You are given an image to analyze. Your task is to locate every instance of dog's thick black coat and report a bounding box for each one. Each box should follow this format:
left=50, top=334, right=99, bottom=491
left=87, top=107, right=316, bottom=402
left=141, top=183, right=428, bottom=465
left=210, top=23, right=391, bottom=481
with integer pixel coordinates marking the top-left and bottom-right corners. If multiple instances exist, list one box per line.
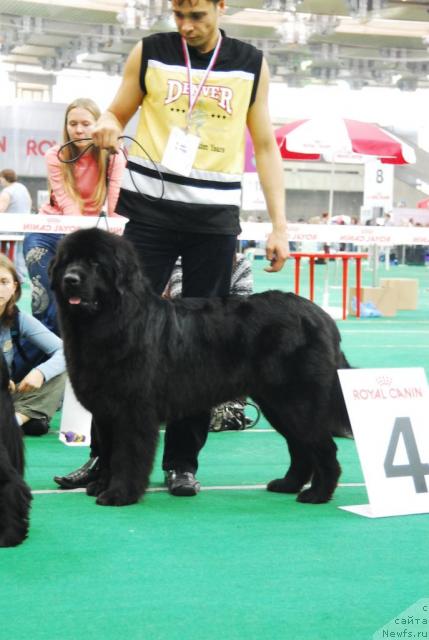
left=0, top=354, right=32, bottom=546
left=51, top=228, right=351, bottom=507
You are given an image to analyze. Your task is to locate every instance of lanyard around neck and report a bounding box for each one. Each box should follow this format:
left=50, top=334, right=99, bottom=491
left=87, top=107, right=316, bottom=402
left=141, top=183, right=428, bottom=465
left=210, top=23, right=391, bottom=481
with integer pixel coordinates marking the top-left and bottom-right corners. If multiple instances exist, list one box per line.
left=181, top=33, right=222, bottom=119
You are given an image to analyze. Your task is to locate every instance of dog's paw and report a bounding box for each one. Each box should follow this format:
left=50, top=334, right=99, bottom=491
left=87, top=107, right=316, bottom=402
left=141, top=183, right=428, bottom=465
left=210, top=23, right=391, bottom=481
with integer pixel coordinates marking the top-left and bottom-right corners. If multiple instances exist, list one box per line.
left=95, top=487, right=139, bottom=507
left=266, top=476, right=303, bottom=494
left=86, top=479, right=107, bottom=497
left=296, top=488, right=331, bottom=504
left=0, top=528, right=28, bottom=547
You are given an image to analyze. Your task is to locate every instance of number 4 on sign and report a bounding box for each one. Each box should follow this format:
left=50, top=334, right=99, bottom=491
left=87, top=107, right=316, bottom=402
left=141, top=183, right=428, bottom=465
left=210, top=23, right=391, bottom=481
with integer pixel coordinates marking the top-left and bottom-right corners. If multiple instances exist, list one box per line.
left=338, top=368, right=429, bottom=518
left=384, top=418, right=429, bottom=494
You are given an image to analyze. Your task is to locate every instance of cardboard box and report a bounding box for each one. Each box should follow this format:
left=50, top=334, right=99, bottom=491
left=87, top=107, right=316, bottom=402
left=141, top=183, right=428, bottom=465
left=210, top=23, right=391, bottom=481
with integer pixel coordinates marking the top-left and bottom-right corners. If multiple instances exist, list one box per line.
left=380, top=278, right=418, bottom=310
left=348, top=286, right=397, bottom=317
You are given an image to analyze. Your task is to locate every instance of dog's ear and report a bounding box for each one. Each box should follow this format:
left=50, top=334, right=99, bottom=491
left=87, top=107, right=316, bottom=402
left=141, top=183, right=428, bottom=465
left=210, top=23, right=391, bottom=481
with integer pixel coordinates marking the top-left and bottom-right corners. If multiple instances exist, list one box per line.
left=48, top=252, right=61, bottom=291
left=112, top=244, right=145, bottom=300
left=112, top=251, right=127, bottom=297
left=112, top=245, right=135, bottom=297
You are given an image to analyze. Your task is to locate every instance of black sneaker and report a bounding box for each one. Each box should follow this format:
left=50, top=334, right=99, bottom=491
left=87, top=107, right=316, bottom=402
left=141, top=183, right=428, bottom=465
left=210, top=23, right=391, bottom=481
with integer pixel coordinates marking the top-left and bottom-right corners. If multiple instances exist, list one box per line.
left=22, top=417, right=49, bottom=436
left=165, top=470, right=200, bottom=497
left=54, top=456, right=100, bottom=490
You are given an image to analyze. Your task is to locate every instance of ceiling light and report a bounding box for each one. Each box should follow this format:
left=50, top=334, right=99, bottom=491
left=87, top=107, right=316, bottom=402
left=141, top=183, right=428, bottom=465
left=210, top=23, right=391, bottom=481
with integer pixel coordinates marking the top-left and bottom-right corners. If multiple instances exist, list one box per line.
left=277, top=13, right=311, bottom=45
left=276, top=12, right=339, bottom=46
left=76, top=52, right=89, bottom=65
left=263, top=0, right=303, bottom=10
left=117, top=0, right=169, bottom=30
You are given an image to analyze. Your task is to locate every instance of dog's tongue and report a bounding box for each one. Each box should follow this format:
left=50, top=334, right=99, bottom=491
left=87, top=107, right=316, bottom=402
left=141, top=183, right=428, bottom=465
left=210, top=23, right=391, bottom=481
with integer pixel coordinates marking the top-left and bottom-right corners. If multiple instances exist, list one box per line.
left=68, top=297, right=81, bottom=305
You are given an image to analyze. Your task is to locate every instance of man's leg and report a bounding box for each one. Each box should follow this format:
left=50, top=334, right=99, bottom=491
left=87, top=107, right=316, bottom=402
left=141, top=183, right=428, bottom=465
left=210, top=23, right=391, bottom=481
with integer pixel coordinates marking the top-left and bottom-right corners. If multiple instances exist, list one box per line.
left=162, top=232, right=236, bottom=495
left=53, top=417, right=101, bottom=489
left=123, top=221, right=181, bottom=294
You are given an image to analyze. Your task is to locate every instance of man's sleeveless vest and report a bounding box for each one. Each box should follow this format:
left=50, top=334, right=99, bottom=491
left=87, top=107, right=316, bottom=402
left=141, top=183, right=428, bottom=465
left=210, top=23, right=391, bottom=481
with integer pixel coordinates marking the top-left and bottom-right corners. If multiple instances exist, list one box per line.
left=116, top=31, right=262, bottom=235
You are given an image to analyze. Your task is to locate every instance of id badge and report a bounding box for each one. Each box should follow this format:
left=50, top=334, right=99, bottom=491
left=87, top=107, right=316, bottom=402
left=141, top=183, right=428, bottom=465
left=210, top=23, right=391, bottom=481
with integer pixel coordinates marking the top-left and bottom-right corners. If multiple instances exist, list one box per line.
left=161, top=127, right=200, bottom=177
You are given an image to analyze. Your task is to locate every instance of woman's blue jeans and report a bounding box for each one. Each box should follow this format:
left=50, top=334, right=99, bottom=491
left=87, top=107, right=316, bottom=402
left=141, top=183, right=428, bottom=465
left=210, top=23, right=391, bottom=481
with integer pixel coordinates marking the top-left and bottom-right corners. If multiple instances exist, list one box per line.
left=23, top=233, right=63, bottom=336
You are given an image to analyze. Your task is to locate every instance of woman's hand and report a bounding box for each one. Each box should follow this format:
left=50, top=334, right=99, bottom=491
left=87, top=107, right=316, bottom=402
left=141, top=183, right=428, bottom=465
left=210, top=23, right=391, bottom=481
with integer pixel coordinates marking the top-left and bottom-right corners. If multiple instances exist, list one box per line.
left=16, top=369, right=45, bottom=393
left=8, top=379, right=16, bottom=393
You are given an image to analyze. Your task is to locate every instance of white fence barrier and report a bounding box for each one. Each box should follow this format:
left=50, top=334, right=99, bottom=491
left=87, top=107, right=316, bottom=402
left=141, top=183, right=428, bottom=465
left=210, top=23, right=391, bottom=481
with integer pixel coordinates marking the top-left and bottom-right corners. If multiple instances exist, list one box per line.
left=0, top=214, right=428, bottom=246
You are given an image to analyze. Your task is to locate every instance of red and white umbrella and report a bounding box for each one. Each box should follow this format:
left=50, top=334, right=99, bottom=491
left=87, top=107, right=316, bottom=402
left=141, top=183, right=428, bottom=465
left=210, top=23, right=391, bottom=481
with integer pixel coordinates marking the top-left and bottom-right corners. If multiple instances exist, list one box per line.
left=274, top=117, right=416, bottom=217
left=417, top=197, right=429, bottom=209
left=275, top=118, right=416, bottom=165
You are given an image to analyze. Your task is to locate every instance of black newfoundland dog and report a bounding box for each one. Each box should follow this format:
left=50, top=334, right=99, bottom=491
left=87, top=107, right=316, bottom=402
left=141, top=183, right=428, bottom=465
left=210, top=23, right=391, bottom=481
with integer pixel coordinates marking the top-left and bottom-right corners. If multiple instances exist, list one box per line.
left=0, top=354, right=32, bottom=546
left=50, top=228, right=351, bottom=508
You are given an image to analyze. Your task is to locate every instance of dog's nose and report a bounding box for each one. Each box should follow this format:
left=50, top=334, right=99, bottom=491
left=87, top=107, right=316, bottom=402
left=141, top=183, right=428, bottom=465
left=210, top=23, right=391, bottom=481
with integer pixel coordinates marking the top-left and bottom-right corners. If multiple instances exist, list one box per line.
left=64, top=272, right=82, bottom=287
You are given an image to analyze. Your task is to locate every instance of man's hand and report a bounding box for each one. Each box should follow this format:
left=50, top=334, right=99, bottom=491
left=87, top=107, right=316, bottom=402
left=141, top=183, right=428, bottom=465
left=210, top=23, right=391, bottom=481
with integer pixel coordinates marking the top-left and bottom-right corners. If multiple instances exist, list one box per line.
left=91, top=42, right=144, bottom=154
left=91, top=112, right=123, bottom=153
left=16, top=369, right=45, bottom=393
left=264, top=229, right=290, bottom=272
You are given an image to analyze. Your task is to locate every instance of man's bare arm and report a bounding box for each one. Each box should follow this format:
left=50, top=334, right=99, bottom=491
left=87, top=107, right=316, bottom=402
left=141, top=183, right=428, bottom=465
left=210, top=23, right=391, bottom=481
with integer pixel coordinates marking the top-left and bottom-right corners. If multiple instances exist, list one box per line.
left=247, top=59, right=289, bottom=272
left=91, top=41, right=145, bottom=152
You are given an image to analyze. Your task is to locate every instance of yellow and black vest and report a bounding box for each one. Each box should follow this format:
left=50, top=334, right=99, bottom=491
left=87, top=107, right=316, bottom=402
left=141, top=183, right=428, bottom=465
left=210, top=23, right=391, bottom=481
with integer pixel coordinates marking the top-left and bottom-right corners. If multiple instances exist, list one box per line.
left=117, top=31, right=262, bottom=234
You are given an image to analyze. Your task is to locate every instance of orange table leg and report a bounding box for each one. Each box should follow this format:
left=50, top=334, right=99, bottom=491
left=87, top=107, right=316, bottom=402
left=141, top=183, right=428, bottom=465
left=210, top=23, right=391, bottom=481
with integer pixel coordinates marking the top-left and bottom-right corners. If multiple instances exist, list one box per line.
left=355, top=256, right=362, bottom=319
left=294, top=256, right=301, bottom=295
left=7, top=241, right=15, bottom=262
left=309, top=256, right=315, bottom=301
left=341, top=257, right=349, bottom=320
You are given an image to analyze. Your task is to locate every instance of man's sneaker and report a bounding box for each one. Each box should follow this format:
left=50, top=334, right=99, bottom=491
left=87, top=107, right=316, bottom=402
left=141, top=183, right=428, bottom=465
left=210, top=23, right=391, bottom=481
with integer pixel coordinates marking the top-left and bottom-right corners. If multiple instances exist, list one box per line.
left=22, top=417, right=49, bottom=436
left=54, top=456, right=100, bottom=490
left=165, top=470, right=200, bottom=497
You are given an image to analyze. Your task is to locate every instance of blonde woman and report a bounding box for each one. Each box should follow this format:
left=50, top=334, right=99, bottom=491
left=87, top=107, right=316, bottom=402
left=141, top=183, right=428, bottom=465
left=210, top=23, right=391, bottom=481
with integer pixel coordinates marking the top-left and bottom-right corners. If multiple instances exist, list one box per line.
left=24, top=97, right=126, bottom=335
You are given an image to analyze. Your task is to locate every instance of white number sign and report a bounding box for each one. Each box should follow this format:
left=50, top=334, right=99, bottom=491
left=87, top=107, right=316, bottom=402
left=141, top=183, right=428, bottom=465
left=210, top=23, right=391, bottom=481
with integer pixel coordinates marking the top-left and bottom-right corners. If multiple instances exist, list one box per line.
left=338, top=368, right=429, bottom=518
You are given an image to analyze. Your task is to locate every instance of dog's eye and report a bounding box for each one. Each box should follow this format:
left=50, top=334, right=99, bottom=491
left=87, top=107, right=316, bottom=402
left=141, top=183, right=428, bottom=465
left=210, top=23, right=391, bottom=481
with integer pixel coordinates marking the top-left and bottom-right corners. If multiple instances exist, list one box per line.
left=89, top=260, right=100, bottom=268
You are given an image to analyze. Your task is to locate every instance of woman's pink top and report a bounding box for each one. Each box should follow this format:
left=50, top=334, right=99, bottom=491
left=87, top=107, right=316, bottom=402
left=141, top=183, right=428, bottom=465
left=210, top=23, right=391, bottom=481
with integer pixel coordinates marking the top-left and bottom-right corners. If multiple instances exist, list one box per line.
left=39, top=144, right=126, bottom=216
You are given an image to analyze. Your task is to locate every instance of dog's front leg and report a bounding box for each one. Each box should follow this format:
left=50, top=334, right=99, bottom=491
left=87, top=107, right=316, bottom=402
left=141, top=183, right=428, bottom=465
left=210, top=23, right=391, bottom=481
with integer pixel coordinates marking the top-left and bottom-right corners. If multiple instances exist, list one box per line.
left=95, top=409, right=160, bottom=507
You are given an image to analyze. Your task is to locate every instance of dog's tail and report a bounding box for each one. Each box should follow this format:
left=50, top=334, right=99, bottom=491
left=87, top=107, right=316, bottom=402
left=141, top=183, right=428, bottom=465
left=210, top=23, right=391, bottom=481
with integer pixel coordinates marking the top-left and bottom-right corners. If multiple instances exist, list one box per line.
left=338, top=350, right=352, bottom=370
left=330, top=352, right=353, bottom=439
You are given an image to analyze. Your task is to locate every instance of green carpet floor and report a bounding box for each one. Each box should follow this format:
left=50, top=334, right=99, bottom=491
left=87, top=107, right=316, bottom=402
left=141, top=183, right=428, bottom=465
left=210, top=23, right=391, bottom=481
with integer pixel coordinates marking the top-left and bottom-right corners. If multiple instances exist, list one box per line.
left=1, top=259, right=428, bottom=640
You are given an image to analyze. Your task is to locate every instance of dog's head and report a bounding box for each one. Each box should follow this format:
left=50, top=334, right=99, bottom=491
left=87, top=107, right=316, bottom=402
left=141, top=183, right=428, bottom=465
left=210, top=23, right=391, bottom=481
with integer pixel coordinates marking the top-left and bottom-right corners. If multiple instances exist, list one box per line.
left=50, top=228, right=143, bottom=316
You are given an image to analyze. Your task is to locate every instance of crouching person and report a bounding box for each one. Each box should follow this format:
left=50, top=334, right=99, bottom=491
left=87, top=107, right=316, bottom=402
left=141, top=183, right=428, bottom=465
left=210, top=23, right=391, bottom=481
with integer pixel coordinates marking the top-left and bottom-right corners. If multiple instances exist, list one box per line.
left=0, top=255, right=66, bottom=435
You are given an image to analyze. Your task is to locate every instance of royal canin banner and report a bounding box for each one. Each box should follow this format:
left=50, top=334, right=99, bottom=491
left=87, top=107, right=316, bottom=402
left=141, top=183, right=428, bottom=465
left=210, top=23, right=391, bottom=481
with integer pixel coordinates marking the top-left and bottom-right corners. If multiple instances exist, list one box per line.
left=0, top=103, right=139, bottom=178
left=0, top=103, right=68, bottom=177
left=1, top=215, right=429, bottom=246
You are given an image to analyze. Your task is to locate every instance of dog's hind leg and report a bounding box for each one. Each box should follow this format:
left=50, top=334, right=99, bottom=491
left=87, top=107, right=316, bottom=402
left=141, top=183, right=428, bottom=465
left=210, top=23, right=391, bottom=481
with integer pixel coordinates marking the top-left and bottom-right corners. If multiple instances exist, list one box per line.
left=267, top=436, right=313, bottom=494
left=296, top=438, right=341, bottom=504
left=251, top=398, right=312, bottom=494
left=254, top=392, right=341, bottom=503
